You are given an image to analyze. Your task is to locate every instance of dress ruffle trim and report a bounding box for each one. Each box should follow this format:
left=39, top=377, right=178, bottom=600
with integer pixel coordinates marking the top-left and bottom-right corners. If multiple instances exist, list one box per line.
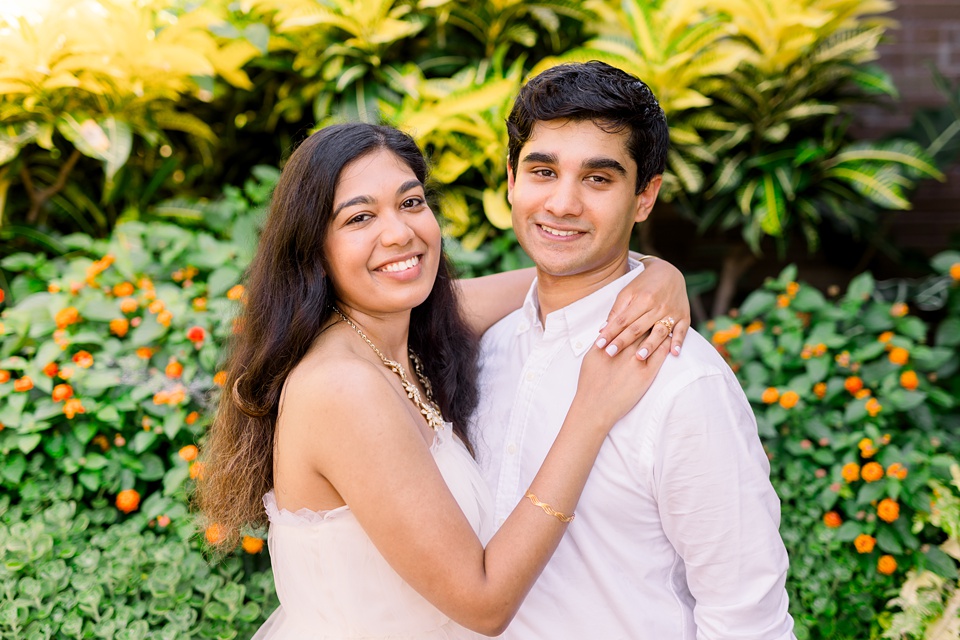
left=262, top=490, right=351, bottom=526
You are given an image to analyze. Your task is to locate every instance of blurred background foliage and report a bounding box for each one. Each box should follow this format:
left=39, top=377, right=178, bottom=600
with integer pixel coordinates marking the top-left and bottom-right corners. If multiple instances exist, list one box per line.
left=1, top=0, right=960, bottom=637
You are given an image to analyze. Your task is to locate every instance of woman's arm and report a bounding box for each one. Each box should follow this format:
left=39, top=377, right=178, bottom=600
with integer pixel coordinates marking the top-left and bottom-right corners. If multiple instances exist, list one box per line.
left=284, top=339, right=670, bottom=635
left=456, top=268, right=536, bottom=337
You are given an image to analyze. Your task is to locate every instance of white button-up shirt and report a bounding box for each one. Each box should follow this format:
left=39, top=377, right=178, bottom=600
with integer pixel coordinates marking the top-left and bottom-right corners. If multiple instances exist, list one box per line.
left=472, top=263, right=795, bottom=640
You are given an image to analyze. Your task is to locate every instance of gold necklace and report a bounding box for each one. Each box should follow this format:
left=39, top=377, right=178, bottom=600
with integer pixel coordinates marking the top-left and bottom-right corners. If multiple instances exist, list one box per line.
left=332, top=307, right=445, bottom=432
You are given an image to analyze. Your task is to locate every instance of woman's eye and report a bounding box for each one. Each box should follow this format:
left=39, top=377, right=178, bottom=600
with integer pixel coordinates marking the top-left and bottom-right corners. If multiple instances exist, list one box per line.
left=401, top=197, right=424, bottom=209
left=348, top=213, right=372, bottom=224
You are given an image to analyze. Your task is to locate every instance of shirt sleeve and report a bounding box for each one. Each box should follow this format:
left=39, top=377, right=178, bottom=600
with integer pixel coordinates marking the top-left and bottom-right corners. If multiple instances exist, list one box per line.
left=653, top=371, right=795, bottom=640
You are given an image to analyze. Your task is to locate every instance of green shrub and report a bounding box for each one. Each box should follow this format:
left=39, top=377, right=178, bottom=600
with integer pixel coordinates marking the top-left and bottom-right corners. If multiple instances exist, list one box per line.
left=704, top=257, right=960, bottom=639
left=0, top=477, right=276, bottom=639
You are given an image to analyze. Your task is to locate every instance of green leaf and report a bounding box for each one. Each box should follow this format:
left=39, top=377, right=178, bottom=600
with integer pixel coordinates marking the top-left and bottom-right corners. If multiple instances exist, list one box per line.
left=17, top=433, right=41, bottom=453
left=876, top=527, right=902, bottom=554
left=923, top=546, right=959, bottom=579
left=844, top=272, right=875, bottom=302
left=138, top=454, right=165, bottom=481
left=835, top=520, right=862, bottom=542
left=738, top=290, right=776, bottom=320
left=936, top=317, right=960, bottom=347
left=1, top=453, right=26, bottom=484
left=857, top=481, right=886, bottom=504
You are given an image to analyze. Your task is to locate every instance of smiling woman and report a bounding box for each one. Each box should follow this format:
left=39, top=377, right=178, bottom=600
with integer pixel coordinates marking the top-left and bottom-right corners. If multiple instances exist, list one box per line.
left=195, top=122, right=687, bottom=639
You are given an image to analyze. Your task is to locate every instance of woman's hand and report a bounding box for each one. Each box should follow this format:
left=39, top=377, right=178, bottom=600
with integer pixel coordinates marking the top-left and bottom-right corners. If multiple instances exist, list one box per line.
left=594, top=257, right=690, bottom=361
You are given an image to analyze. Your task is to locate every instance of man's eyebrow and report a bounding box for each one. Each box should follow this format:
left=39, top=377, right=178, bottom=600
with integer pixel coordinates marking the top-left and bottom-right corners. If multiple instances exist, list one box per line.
left=520, top=151, right=558, bottom=165
left=583, top=157, right=626, bottom=176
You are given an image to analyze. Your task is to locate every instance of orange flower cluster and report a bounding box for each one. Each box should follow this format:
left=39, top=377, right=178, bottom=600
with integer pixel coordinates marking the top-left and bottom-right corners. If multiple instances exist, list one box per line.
left=899, top=370, right=919, bottom=390
left=227, top=284, right=245, bottom=301
left=888, top=347, right=909, bottom=366
left=136, top=346, right=154, bottom=360
left=179, top=445, right=199, bottom=462
left=110, top=318, right=129, bottom=337
left=193, top=297, right=207, bottom=311
left=205, top=522, right=225, bottom=544
left=877, top=498, right=899, bottom=523
left=878, top=331, right=894, bottom=345
left=186, top=411, right=199, bottom=425
left=877, top=555, right=897, bottom=575
left=834, top=351, right=851, bottom=368
left=119, top=297, right=138, bottom=313
left=779, top=390, right=799, bottom=409
left=112, top=282, right=135, bottom=297
left=116, top=488, right=140, bottom=514
left=841, top=463, right=860, bottom=482
left=887, top=463, right=908, bottom=480
left=54, top=306, right=81, bottom=329
left=153, top=387, right=187, bottom=405
left=823, top=511, right=842, bottom=528
left=745, top=320, right=764, bottom=334
left=213, top=370, right=227, bottom=386
left=861, top=462, right=884, bottom=483
left=190, top=462, right=205, bottom=480
left=859, top=438, right=878, bottom=458
left=73, top=351, right=94, bottom=368
left=711, top=324, right=742, bottom=346
left=172, top=266, right=199, bottom=283
left=761, top=387, right=780, bottom=404
left=950, top=263, right=960, bottom=282
left=865, top=398, right=882, bottom=417
left=844, top=376, right=863, bottom=395
left=890, top=302, right=909, bottom=318
left=52, top=383, right=73, bottom=402
left=63, top=398, right=85, bottom=419
left=85, top=254, right=115, bottom=286
left=813, top=382, right=827, bottom=399
left=43, top=362, right=59, bottom=377
left=854, top=533, right=876, bottom=554
left=14, top=376, right=33, bottom=392
left=242, top=536, right=264, bottom=554
left=166, top=359, right=183, bottom=378
left=0, top=370, right=9, bottom=384
left=186, top=326, right=205, bottom=344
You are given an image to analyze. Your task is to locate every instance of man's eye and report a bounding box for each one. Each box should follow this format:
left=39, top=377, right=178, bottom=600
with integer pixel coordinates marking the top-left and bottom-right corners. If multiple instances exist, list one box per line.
left=587, top=175, right=609, bottom=184
left=533, top=169, right=555, bottom=178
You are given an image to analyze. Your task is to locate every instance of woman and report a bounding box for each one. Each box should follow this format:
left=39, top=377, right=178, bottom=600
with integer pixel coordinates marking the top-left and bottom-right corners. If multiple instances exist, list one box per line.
left=197, top=123, right=689, bottom=638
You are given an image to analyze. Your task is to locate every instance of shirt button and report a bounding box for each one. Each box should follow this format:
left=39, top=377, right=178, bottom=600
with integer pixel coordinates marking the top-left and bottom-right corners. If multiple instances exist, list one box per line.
left=525, top=371, right=535, bottom=382
left=507, top=443, right=517, bottom=455
left=518, top=322, right=529, bottom=332
left=574, top=340, right=583, bottom=350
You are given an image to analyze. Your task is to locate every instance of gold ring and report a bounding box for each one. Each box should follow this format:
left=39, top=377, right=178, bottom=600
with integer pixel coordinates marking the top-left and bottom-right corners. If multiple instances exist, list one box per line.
left=656, top=316, right=675, bottom=332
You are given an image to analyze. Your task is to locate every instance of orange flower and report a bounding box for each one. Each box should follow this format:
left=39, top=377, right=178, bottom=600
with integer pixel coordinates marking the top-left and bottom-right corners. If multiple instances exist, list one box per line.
left=877, top=555, right=897, bottom=575
left=119, top=297, right=138, bottom=314
left=109, top=318, right=129, bottom=338
left=854, top=533, right=876, bottom=554
left=59, top=366, right=74, bottom=380
left=888, top=347, right=909, bottom=366
left=116, top=489, right=140, bottom=514
left=72, top=351, right=94, bottom=368
left=745, top=320, right=764, bottom=334
left=51, top=383, right=74, bottom=402
left=242, top=536, right=264, bottom=554
left=865, top=398, right=882, bottom=417
left=190, top=462, right=205, bottom=480
left=186, top=326, right=205, bottom=343
left=157, top=515, right=171, bottom=528
left=13, top=376, right=33, bottom=392
left=887, top=463, right=908, bottom=480
left=42, top=362, right=59, bottom=377
left=185, top=411, right=199, bottom=425
left=0, top=370, right=10, bottom=384
left=193, top=297, right=207, bottom=311
left=63, top=398, right=85, bottom=419
left=168, top=387, right=186, bottom=404
left=877, top=498, right=900, bottom=523
left=153, top=391, right=171, bottom=405
left=205, top=523, right=226, bottom=545
left=813, top=382, right=827, bottom=399
left=711, top=325, right=743, bottom=346
left=54, top=306, right=80, bottom=328
left=47, top=283, right=61, bottom=293
left=950, top=263, right=960, bottom=282
left=136, top=346, right=154, bottom=360
left=761, top=387, right=780, bottom=404
left=878, top=331, right=894, bottom=344
left=862, top=462, right=884, bottom=482
left=776, top=294, right=790, bottom=308
left=148, top=300, right=165, bottom=314
left=813, top=343, right=827, bottom=357
left=157, top=310, right=173, bottom=327
left=166, top=360, right=183, bottom=379
left=779, top=390, right=800, bottom=409
left=844, top=376, right=863, bottom=394
left=786, top=282, right=800, bottom=297
left=842, top=462, right=860, bottom=482
left=227, top=284, right=245, bottom=301
left=179, top=444, right=199, bottom=462
left=113, top=282, right=135, bottom=297
left=0, top=288, right=4, bottom=303
left=899, top=370, right=919, bottom=391
left=213, top=370, right=227, bottom=386
left=859, top=438, right=878, bottom=458
left=890, top=302, right=909, bottom=318
left=823, top=511, right=842, bottom=528
left=835, top=351, right=851, bottom=368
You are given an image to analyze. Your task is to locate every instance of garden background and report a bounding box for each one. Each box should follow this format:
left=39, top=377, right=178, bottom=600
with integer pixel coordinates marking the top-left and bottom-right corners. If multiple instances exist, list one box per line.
left=1, top=0, right=959, bottom=638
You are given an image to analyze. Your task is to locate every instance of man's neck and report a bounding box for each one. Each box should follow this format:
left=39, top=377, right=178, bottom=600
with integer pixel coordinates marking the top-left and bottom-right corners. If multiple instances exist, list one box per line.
left=535, top=254, right=632, bottom=322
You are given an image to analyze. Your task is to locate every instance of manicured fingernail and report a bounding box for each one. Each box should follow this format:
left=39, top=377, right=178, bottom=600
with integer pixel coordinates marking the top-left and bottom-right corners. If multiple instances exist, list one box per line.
left=637, top=347, right=649, bottom=360
left=605, top=344, right=618, bottom=356
left=595, top=337, right=607, bottom=349
left=673, top=345, right=681, bottom=355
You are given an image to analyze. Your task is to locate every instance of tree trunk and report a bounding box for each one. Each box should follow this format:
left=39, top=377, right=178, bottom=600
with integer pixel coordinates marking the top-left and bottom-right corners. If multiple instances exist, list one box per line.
left=711, top=244, right=757, bottom=318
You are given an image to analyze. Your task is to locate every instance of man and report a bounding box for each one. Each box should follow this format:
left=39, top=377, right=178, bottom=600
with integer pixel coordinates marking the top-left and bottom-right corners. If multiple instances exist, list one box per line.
left=472, top=61, right=795, bottom=639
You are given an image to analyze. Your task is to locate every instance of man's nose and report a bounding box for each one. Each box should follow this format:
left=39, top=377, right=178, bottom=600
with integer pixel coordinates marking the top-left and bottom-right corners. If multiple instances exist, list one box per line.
left=543, top=178, right=584, bottom=217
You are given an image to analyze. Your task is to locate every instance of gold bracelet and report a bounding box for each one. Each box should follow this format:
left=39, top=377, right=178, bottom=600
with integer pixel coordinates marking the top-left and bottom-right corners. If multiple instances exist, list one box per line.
left=525, top=492, right=575, bottom=523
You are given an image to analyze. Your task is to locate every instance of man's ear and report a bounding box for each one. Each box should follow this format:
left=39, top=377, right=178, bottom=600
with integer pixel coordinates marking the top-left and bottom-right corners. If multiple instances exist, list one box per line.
left=506, top=164, right=516, bottom=205
left=634, top=175, right=663, bottom=223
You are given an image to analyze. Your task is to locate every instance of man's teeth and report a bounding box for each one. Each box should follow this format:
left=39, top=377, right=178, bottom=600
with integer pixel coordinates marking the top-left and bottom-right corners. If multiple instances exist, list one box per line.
left=380, top=255, right=420, bottom=272
left=540, top=225, right=579, bottom=237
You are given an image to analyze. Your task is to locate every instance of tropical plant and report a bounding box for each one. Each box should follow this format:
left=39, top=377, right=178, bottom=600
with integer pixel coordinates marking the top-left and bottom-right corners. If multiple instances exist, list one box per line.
left=676, top=0, right=944, bottom=315
left=0, top=0, right=260, bottom=253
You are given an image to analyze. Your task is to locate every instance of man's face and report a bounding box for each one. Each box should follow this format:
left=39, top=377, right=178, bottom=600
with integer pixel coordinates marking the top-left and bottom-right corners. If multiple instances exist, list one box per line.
left=508, top=118, right=661, bottom=280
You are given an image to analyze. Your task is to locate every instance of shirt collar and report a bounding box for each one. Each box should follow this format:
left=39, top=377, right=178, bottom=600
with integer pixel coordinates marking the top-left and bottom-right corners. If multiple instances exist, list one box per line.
left=516, top=258, right=645, bottom=356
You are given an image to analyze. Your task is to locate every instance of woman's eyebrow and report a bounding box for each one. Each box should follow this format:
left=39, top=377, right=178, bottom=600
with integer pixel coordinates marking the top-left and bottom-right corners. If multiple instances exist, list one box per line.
left=333, top=194, right=374, bottom=218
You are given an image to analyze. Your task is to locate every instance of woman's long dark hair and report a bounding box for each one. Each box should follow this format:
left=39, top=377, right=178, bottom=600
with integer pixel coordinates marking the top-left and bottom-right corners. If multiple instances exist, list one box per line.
left=196, top=123, right=480, bottom=546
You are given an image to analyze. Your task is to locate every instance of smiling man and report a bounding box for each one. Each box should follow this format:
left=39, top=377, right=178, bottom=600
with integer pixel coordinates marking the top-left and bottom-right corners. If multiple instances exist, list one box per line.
left=471, top=62, right=796, bottom=639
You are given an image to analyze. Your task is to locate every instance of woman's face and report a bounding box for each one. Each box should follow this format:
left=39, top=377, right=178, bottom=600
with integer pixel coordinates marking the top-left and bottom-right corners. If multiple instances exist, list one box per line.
left=324, top=149, right=442, bottom=318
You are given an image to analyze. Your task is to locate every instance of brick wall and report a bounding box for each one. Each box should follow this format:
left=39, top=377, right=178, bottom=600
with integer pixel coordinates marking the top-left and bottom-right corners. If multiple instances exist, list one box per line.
left=858, top=0, right=960, bottom=256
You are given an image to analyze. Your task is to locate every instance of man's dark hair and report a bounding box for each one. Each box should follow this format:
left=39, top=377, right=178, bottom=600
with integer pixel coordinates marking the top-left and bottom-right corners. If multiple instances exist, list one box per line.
left=506, top=61, right=669, bottom=194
